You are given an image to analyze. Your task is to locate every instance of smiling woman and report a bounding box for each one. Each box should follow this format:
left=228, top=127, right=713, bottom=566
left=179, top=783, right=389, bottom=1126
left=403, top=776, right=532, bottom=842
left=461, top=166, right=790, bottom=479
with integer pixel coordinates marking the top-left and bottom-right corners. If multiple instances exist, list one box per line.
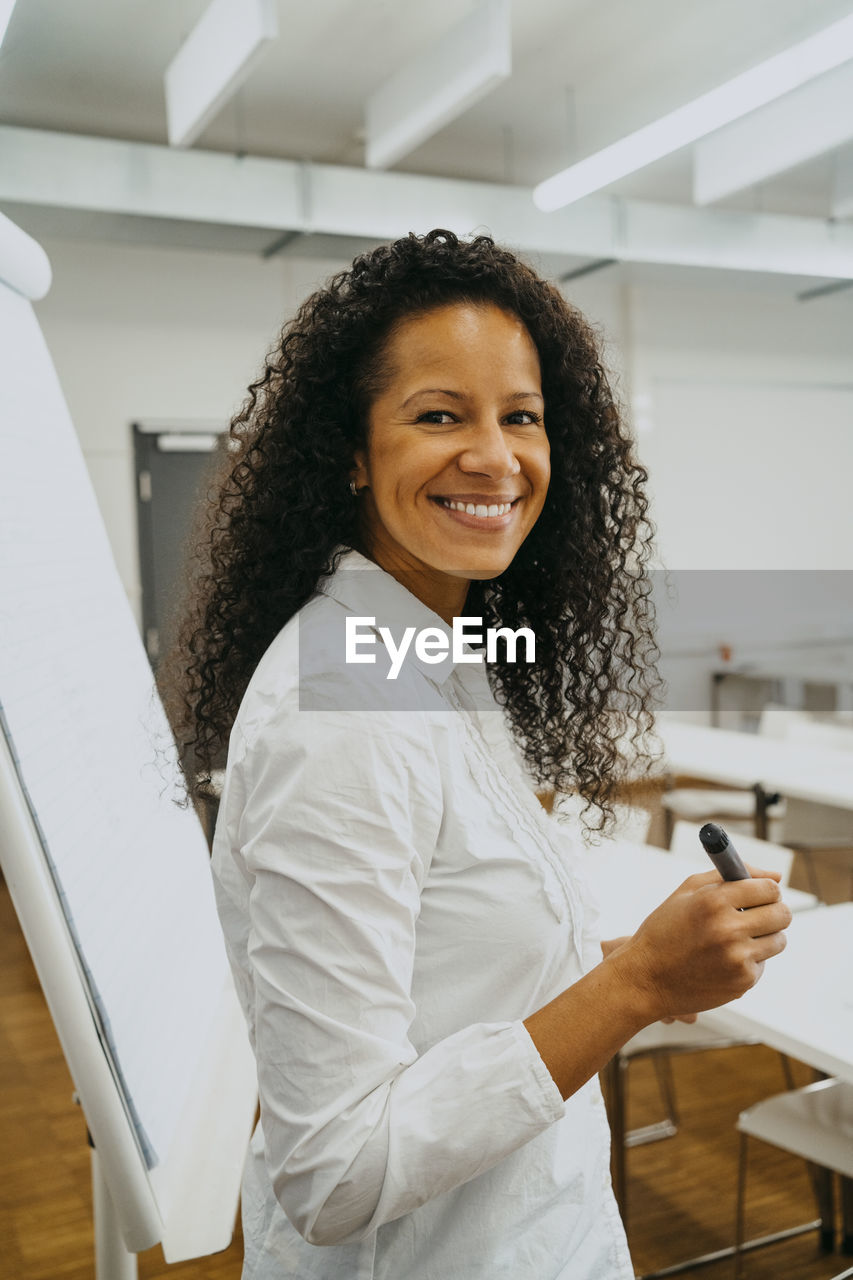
left=159, top=230, right=789, bottom=1280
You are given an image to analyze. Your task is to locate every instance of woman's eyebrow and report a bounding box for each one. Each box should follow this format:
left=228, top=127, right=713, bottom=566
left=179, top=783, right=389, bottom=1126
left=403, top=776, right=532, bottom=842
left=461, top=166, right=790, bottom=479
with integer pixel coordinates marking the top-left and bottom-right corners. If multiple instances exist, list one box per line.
left=400, top=388, right=465, bottom=408
left=400, top=388, right=544, bottom=408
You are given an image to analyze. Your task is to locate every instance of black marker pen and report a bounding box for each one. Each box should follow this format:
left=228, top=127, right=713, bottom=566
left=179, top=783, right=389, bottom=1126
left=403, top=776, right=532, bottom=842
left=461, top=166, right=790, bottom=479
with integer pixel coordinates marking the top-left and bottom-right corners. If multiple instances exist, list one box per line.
left=698, top=822, right=751, bottom=882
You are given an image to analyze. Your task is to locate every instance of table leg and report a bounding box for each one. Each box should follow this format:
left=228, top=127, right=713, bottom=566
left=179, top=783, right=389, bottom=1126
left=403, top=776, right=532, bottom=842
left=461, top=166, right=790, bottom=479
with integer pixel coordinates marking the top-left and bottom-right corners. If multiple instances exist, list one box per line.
left=601, top=1056, right=627, bottom=1225
left=711, top=672, right=726, bottom=728
left=842, top=1176, right=853, bottom=1254
left=753, top=784, right=769, bottom=840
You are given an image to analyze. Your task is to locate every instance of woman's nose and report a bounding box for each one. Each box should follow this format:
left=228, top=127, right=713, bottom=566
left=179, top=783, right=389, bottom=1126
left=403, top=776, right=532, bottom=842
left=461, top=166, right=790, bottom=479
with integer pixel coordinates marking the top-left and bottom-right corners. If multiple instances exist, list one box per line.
left=458, top=418, right=521, bottom=477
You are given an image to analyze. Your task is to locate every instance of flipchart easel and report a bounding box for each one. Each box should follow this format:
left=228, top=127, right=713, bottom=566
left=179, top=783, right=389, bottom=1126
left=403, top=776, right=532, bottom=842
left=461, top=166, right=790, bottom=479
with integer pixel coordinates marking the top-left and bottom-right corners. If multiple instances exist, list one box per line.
left=0, top=213, right=257, bottom=1277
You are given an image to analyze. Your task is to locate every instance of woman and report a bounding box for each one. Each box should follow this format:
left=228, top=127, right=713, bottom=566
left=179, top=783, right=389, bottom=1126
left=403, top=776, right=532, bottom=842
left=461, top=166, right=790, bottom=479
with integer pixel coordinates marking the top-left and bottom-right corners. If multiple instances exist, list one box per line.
left=166, top=230, right=790, bottom=1278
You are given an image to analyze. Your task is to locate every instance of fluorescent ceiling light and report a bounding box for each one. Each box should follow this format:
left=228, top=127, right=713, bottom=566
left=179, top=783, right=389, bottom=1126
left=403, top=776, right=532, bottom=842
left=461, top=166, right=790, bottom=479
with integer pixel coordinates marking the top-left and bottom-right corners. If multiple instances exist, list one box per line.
left=534, top=11, right=853, bottom=211
left=0, top=0, right=18, bottom=50
left=365, top=0, right=511, bottom=170
left=694, top=60, right=853, bottom=204
left=164, top=0, right=278, bottom=149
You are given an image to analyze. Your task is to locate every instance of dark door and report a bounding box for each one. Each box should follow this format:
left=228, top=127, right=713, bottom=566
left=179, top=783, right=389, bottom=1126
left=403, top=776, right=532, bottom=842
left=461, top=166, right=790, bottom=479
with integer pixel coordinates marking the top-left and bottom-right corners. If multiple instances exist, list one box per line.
left=133, top=424, right=223, bottom=667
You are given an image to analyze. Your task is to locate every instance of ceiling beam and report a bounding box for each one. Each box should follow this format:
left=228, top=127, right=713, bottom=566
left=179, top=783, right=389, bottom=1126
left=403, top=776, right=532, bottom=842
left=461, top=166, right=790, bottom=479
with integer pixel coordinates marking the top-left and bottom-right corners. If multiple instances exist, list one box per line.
left=2, top=126, right=853, bottom=279
left=0, top=126, right=304, bottom=227
left=365, top=0, right=511, bottom=169
left=615, top=199, right=853, bottom=278
left=164, top=0, right=278, bottom=148
left=0, top=124, right=608, bottom=254
left=694, top=61, right=853, bottom=204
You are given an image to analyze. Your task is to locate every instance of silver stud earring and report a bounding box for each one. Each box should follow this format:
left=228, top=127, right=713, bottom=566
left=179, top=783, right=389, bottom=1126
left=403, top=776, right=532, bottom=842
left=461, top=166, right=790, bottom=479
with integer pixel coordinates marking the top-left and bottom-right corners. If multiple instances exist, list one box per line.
left=349, top=480, right=360, bottom=497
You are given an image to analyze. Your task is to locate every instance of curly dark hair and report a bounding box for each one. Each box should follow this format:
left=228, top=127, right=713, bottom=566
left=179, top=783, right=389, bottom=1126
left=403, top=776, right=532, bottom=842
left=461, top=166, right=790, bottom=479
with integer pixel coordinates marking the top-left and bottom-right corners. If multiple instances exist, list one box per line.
left=163, top=228, right=661, bottom=831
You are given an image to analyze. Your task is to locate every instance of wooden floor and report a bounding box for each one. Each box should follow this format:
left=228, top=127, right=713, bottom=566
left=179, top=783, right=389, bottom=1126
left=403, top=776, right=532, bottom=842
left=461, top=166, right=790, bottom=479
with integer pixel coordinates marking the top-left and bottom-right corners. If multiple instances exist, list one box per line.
left=0, top=882, right=242, bottom=1280
left=2, top=876, right=850, bottom=1280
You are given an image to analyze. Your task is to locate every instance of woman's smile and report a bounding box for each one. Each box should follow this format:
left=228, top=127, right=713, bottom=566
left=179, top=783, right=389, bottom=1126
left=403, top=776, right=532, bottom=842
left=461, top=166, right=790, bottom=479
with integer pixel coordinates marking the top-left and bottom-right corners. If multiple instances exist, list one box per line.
left=430, top=494, right=522, bottom=527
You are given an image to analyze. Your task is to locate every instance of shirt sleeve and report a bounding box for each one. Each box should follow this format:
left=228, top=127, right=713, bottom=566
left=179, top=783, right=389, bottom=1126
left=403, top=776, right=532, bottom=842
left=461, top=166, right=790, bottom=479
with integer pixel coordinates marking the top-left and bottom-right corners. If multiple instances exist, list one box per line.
left=232, top=703, right=566, bottom=1247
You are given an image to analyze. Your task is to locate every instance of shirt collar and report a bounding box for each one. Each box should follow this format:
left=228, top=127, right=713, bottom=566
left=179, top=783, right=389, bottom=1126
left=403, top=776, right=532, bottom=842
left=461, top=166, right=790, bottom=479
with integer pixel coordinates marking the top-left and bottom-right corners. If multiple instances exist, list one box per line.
left=317, top=547, right=482, bottom=686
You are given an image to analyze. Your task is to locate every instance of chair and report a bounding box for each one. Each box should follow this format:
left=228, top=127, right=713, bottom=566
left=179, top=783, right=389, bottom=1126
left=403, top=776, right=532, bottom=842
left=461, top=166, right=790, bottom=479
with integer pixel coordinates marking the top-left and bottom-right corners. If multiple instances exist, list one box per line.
left=735, top=1078, right=853, bottom=1276
left=660, top=704, right=802, bottom=845
left=607, top=822, right=798, bottom=1224
left=669, top=820, right=796, bottom=883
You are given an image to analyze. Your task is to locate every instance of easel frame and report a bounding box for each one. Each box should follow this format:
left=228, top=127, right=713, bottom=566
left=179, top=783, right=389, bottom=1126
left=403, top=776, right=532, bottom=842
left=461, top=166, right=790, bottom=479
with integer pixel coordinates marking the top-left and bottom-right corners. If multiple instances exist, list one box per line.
left=1, top=686, right=256, bottom=1274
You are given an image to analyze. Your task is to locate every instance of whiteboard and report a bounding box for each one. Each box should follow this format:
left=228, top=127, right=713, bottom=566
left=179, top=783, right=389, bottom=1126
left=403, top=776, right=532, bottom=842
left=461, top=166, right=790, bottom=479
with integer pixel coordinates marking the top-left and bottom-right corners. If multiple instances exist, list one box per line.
left=0, top=217, right=256, bottom=1258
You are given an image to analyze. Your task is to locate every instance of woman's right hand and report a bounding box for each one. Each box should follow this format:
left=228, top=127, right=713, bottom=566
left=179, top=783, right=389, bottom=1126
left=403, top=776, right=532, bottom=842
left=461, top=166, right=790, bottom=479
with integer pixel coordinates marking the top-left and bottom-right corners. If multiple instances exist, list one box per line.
left=523, top=864, right=792, bottom=1103
left=611, top=865, right=792, bottom=1024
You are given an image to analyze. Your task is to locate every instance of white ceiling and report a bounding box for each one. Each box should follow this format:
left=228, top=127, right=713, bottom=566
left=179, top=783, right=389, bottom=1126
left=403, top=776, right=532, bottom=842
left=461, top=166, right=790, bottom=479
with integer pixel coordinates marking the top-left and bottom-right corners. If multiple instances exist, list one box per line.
left=2, top=0, right=853, bottom=286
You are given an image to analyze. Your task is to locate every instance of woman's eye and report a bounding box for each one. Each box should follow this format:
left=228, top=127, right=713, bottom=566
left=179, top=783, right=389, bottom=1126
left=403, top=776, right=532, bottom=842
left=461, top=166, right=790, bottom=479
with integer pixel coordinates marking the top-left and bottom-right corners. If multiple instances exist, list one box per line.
left=416, top=410, right=456, bottom=424
left=506, top=411, right=542, bottom=426
left=414, top=409, right=542, bottom=426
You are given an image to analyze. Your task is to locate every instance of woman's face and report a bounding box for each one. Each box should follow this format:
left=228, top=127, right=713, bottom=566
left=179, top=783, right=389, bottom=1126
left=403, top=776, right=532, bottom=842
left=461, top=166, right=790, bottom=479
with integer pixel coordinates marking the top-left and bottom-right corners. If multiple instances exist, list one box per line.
left=352, top=302, right=550, bottom=619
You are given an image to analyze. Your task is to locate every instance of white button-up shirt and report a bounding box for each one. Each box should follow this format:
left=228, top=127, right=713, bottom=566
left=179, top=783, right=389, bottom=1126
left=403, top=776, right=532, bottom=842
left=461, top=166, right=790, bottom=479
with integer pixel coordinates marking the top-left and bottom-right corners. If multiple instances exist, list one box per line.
left=211, top=549, right=633, bottom=1279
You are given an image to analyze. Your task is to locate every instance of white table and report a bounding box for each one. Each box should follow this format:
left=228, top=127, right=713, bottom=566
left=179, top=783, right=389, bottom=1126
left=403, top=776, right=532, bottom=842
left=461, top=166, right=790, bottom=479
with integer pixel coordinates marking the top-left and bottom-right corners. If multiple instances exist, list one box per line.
left=591, top=840, right=852, bottom=1276
left=700, top=902, right=853, bottom=1085
left=656, top=720, right=853, bottom=837
left=659, top=721, right=853, bottom=810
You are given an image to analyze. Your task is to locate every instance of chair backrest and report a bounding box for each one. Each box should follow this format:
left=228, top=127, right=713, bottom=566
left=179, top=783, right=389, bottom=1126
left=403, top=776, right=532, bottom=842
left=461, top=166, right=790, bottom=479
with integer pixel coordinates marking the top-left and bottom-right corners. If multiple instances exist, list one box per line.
left=670, top=820, right=795, bottom=885
left=611, top=804, right=652, bottom=845
left=757, top=703, right=810, bottom=740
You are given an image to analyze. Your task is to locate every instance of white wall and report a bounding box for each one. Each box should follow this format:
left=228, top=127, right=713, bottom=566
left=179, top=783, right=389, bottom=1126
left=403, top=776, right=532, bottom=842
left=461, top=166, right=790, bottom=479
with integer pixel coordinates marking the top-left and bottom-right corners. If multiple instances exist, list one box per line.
left=33, top=238, right=853, bottom=705
left=627, top=279, right=853, bottom=571
left=565, top=267, right=853, bottom=716
left=562, top=266, right=853, bottom=566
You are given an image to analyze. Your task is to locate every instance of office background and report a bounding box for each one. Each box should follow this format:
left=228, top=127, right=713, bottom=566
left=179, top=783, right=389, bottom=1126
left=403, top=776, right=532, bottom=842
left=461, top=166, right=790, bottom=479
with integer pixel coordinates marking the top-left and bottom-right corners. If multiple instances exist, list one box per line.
left=3, top=3, right=853, bottom=1278
left=1, top=0, right=852, bottom=639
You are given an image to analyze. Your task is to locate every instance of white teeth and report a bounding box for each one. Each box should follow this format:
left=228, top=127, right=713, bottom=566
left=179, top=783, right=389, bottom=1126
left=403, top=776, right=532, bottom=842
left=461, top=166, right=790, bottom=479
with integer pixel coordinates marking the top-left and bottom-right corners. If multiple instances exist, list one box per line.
left=441, top=499, right=513, bottom=517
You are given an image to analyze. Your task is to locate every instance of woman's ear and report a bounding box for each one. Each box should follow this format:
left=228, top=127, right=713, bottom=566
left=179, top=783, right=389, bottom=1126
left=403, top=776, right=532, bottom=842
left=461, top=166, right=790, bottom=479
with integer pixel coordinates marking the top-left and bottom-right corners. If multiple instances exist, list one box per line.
left=351, top=449, right=369, bottom=491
